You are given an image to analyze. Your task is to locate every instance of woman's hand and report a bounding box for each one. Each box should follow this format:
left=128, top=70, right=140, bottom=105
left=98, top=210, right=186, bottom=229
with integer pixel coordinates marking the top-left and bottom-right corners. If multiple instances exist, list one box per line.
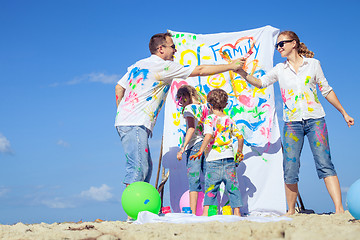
left=343, top=113, right=355, bottom=127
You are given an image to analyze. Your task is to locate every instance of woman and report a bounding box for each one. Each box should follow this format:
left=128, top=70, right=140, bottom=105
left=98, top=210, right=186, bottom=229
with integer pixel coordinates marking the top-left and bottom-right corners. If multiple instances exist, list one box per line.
left=237, top=31, right=354, bottom=215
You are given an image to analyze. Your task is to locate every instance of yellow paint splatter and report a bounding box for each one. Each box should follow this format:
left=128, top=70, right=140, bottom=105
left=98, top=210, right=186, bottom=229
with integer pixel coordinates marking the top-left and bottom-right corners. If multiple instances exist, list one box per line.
left=206, top=184, right=215, bottom=193
left=233, top=79, right=247, bottom=94
left=172, top=112, right=181, bottom=126
left=253, top=87, right=266, bottom=97
left=285, top=132, right=299, bottom=142
left=207, top=74, right=226, bottom=88
left=154, top=73, right=161, bottom=81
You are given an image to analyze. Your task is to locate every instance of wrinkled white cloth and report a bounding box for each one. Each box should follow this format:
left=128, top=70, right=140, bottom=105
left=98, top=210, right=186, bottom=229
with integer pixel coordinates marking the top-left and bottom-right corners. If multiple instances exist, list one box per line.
left=134, top=211, right=292, bottom=224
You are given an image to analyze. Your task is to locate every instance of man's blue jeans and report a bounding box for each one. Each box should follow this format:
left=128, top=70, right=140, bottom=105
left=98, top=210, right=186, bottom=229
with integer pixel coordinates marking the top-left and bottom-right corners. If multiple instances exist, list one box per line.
left=116, top=125, right=152, bottom=184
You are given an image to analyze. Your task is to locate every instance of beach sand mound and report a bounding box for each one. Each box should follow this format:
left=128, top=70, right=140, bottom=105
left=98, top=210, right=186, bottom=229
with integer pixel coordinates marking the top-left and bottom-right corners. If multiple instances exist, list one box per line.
left=1, top=211, right=359, bottom=240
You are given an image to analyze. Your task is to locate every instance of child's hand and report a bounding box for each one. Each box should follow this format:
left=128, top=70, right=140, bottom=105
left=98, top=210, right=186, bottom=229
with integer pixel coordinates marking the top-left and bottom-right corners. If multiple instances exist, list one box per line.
left=190, top=151, right=202, bottom=160
left=235, top=151, right=244, bottom=166
left=177, top=148, right=185, bottom=161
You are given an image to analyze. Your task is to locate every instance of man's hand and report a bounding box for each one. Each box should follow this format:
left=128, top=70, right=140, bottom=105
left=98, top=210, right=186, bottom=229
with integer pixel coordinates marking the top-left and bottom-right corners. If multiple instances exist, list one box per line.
left=115, top=85, right=125, bottom=107
left=231, top=58, right=246, bottom=71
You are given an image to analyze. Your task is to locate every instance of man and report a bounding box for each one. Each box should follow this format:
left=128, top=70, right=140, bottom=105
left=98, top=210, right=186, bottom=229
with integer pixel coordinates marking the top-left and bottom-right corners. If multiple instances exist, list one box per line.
left=115, top=32, right=244, bottom=187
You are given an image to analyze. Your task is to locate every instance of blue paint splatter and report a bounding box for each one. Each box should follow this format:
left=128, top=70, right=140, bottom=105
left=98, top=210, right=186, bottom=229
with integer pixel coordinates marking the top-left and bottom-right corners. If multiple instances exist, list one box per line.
left=257, top=98, right=267, bottom=107
left=144, top=199, right=150, bottom=204
left=236, top=118, right=266, bottom=131
left=128, top=67, right=149, bottom=81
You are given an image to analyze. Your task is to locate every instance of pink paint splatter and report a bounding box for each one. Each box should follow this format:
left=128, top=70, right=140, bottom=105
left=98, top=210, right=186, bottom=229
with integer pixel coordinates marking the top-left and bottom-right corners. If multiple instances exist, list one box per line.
left=315, top=123, right=328, bottom=147
left=281, top=88, right=289, bottom=103
left=207, top=192, right=216, bottom=198
left=238, top=95, right=254, bottom=108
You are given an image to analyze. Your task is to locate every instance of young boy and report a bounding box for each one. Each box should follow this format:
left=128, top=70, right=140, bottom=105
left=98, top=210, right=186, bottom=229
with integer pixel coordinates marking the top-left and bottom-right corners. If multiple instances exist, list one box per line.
left=190, top=88, right=244, bottom=216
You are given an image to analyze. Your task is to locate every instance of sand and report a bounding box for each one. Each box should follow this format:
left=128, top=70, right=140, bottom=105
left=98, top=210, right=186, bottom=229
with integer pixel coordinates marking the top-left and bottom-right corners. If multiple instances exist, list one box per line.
left=1, top=211, right=359, bottom=240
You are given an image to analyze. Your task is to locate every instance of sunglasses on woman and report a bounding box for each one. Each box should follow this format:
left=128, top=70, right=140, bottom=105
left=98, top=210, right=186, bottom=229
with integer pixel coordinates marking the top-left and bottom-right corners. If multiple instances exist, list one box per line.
left=275, top=40, right=294, bottom=49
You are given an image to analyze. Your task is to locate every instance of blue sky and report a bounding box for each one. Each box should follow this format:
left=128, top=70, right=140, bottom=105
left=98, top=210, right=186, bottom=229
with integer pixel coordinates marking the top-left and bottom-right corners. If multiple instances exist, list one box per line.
left=1, top=0, right=359, bottom=224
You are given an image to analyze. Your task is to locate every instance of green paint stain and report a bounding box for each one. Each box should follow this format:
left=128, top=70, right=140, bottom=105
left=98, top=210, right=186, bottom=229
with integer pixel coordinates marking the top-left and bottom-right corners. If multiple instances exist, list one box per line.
left=229, top=106, right=245, bottom=118
left=190, top=172, right=200, bottom=177
left=231, top=184, right=239, bottom=191
left=248, top=106, right=266, bottom=119
left=253, top=148, right=268, bottom=162
left=313, top=92, right=319, bottom=103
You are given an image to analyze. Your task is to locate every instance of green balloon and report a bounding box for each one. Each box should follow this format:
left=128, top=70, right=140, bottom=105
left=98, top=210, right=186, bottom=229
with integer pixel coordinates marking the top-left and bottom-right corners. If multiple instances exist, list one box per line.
left=121, top=182, right=161, bottom=220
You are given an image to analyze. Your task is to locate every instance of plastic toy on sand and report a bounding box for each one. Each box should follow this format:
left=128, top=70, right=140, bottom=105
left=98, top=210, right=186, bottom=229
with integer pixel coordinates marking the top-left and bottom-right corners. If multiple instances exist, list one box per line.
left=347, top=178, right=360, bottom=220
left=179, top=190, right=204, bottom=216
left=121, top=182, right=161, bottom=220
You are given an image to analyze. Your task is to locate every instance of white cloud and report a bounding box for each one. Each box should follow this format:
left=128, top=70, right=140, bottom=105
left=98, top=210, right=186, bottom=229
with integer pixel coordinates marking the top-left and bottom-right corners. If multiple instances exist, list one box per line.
left=57, top=139, right=70, bottom=147
left=69, top=72, right=122, bottom=85
left=41, top=198, right=75, bottom=209
left=50, top=72, right=121, bottom=87
left=81, top=184, right=113, bottom=202
left=0, top=133, right=12, bottom=154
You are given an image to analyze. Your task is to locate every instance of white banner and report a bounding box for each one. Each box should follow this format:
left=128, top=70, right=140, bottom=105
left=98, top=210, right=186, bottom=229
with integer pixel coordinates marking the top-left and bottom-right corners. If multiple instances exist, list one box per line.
left=162, top=26, right=286, bottom=215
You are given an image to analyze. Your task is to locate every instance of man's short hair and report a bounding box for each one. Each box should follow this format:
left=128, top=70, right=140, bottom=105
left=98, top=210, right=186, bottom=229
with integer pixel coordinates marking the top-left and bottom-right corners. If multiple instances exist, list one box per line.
left=149, top=32, right=172, bottom=54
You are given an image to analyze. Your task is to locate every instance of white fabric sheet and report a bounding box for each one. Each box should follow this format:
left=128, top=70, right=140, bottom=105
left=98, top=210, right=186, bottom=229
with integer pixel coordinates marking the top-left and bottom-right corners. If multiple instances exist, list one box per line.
left=134, top=211, right=292, bottom=224
left=162, top=26, right=286, bottom=215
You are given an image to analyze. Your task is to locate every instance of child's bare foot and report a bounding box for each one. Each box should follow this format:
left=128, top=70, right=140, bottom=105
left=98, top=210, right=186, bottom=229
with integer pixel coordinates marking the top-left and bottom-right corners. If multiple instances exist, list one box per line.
left=202, top=206, right=209, bottom=216
left=233, top=207, right=241, bottom=216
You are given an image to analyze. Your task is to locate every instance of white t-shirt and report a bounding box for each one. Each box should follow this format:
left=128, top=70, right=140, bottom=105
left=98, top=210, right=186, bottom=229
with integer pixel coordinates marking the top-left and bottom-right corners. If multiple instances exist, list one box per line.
left=203, top=114, right=242, bottom=162
left=260, top=57, right=333, bottom=122
left=182, top=103, right=210, bottom=149
left=115, top=55, right=195, bottom=132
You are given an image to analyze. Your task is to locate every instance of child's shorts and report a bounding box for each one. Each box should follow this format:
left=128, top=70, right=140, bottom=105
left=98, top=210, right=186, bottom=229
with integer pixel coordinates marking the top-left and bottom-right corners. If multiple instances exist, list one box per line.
left=203, top=158, right=242, bottom=208
left=185, top=141, right=205, bottom=192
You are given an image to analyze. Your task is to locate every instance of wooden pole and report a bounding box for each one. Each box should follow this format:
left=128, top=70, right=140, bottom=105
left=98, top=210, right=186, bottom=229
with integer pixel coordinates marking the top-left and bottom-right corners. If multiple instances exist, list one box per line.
left=154, top=136, right=163, bottom=189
